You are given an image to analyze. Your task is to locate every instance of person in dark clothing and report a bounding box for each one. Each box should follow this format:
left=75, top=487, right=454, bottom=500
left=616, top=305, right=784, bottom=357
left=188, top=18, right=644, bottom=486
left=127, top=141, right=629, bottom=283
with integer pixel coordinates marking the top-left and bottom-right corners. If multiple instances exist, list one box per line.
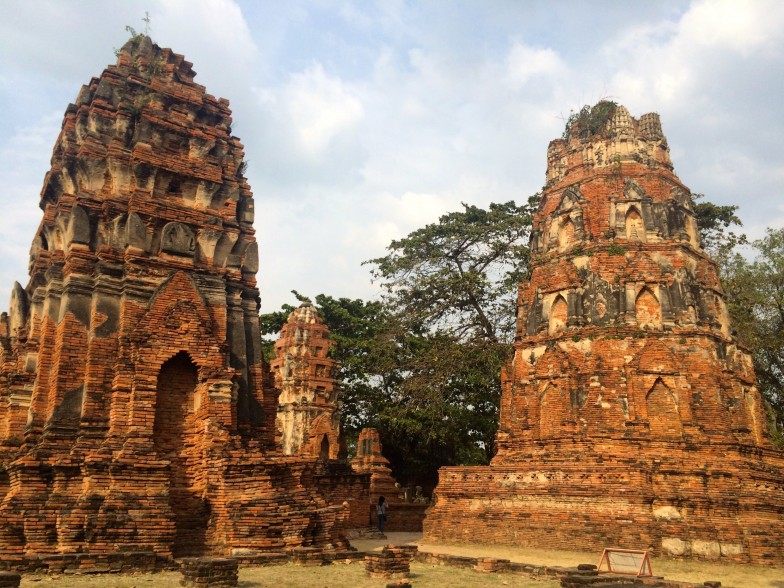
left=376, top=496, right=388, bottom=532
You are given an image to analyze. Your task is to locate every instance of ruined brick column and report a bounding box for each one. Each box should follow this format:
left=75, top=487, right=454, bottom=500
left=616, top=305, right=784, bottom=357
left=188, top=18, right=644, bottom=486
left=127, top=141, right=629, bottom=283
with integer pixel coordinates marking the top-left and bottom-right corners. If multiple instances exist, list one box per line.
left=0, top=35, right=349, bottom=565
left=423, top=104, right=784, bottom=563
left=270, top=303, right=341, bottom=459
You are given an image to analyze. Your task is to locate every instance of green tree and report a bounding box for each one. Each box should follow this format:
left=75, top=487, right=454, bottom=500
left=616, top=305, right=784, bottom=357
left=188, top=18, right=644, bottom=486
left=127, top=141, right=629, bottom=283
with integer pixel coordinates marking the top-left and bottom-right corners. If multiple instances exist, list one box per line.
left=367, top=198, right=539, bottom=342
left=365, top=197, right=540, bottom=483
left=693, top=195, right=747, bottom=258
left=720, top=228, right=784, bottom=446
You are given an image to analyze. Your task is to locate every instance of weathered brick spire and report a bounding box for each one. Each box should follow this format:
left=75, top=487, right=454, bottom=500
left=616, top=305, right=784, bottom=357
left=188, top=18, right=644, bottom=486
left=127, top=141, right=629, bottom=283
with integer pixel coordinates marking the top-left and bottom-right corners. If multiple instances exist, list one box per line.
left=271, top=302, right=341, bottom=458
left=499, top=102, right=766, bottom=452
left=0, top=36, right=350, bottom=564
left=424, top=103, right=784, bottom=563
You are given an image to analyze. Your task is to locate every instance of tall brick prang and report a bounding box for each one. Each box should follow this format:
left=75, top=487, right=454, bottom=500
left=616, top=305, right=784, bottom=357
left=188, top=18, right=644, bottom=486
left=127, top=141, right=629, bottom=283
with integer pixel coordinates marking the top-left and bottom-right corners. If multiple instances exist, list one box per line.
left=423, top=104, right=784, bottom=563
left=271, top=303, right=341, bottom=459
left=0, top=35, right=349, bottom=566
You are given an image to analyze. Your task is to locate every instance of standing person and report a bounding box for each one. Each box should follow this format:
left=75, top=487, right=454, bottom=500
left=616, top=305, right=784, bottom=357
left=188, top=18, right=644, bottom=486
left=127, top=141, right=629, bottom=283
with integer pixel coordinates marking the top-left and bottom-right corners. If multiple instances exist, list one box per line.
left=377, top=496, right=388, bottom=532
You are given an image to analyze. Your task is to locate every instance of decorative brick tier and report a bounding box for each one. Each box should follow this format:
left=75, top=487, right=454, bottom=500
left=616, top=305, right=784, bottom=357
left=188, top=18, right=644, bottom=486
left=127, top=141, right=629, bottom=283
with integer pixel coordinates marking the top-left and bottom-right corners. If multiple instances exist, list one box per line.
left=364, top=545, right=417, bottom=579
left=0, top=36, right=349, bottom=565
left=424, top=105, right=784, bottom=563
left=179, top=557, right=238, bottom=587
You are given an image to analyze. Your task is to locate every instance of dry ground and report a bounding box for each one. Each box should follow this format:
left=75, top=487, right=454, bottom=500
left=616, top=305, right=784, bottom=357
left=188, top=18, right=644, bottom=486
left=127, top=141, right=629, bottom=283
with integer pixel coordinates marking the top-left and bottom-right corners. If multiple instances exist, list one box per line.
left=17, top=532, right=784, bottom=588
left=19, top=562, right=559, bottom=588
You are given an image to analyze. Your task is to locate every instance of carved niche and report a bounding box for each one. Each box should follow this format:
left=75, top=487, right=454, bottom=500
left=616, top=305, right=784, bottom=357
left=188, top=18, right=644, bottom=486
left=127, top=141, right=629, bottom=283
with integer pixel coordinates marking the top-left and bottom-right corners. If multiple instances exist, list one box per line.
left=161, top=222, right=196, bottom=256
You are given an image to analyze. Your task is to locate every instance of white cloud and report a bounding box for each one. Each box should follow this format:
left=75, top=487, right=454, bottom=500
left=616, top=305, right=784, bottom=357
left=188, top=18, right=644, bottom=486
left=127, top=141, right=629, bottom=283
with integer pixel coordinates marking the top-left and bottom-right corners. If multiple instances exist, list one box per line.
left=505, top=43, right=567, bottom=88
left=1, top=0, right=783, bottom=315
left=152, top=0, right=259, bottom=100
left=681, top=0, right=784, bottom=55
left=283, top=64, right=365, bottom=155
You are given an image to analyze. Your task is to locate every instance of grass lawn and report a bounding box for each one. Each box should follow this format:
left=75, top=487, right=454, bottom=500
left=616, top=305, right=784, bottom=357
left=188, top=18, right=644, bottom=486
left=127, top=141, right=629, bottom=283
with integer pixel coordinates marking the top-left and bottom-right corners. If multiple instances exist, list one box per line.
left=16, top=532, right=784, bottom=587
left=19, top=561, right=560, bottom=588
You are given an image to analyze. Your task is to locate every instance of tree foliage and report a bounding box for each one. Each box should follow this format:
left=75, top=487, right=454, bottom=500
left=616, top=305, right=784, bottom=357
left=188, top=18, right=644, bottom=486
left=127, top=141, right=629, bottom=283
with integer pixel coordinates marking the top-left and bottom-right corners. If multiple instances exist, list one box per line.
left=366, top=198, right=539, bottom=343
left=562, top=101, right=618, bottom=141
left=363, top=198, right=539, bottom=485
left=719, top=228, right=784, bottom=446
left=693, top=195, right=747, bottom=258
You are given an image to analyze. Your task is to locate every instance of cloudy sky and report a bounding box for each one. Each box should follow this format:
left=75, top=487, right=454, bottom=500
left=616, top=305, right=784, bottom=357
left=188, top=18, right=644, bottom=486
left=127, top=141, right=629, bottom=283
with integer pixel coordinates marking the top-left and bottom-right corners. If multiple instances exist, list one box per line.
left=1, top=0, right=783, bottom=313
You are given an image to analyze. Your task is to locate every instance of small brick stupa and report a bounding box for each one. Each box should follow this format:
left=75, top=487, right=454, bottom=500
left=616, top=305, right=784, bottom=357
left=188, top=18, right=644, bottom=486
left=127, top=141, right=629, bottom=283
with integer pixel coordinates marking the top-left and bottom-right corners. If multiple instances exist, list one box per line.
left=351, top=428, right=400, bottom=504
left=270, top=303, right=342, bottom=459
left=424, top=104, right=784, bottom=563
left=0, top=36, right=349, bottom=566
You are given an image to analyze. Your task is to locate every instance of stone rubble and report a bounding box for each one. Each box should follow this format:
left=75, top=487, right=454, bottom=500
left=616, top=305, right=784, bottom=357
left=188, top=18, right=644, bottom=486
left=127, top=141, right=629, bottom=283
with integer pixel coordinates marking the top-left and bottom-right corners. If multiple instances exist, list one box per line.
left=179, top=557, right=238, bottom=587
left=364, top=544, right=417, bottom=579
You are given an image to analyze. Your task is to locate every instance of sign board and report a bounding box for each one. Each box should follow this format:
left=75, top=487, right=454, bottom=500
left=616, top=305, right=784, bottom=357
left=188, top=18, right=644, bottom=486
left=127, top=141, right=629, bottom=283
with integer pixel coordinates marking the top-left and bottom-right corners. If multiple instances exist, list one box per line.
left=597, top=548, right=653, bottom=577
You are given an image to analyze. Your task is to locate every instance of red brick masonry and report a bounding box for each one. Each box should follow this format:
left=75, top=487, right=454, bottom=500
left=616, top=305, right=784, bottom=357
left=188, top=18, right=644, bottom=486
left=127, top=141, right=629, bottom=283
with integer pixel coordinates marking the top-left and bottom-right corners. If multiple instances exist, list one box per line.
left=423, top=105, right=784, bottom=563
left=0, top=36, right=350, bottom=565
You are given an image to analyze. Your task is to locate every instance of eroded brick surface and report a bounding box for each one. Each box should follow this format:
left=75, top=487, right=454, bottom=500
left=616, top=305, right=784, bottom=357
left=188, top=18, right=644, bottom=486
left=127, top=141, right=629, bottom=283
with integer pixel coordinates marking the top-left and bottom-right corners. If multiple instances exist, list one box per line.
left=423, top=105, right=784, bottom=563
left=0, top=36, right=349, bottom=566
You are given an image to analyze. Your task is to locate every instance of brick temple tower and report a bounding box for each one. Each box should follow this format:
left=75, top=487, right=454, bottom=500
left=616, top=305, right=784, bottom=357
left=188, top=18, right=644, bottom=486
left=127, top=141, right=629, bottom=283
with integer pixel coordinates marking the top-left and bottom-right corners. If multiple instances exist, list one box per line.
left=0, top=36, right=349, bottom=565
left=271, top=303, right=342, bottom=460
left=424, top=104, right=784, bottom=563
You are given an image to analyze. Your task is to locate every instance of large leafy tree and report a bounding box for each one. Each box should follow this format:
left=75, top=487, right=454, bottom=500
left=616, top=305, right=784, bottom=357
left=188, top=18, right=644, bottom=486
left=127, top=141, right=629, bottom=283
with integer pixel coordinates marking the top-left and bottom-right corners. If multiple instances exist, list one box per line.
left=720, top=228, right=784, bottom=446
left=367, top=199, right=539, bottom=342
left=365, top=198, right=540, bottom=484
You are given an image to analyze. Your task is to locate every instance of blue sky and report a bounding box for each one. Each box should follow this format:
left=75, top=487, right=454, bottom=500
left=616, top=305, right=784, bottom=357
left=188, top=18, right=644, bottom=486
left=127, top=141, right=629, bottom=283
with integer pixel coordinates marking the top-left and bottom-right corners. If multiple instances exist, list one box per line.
left=1, top=0, right=783, bottom=312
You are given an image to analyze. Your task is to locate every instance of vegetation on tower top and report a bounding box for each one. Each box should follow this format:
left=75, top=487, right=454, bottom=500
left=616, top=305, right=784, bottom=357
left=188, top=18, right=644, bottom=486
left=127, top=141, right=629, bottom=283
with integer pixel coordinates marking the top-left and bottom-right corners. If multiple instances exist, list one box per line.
left=562, top=101, right=618, bottom=141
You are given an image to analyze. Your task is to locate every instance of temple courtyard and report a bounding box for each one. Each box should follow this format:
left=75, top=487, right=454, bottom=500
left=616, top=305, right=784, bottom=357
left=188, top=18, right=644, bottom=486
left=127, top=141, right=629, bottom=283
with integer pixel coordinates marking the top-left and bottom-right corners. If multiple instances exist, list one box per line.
left=12, top=533, right=784, bottom=587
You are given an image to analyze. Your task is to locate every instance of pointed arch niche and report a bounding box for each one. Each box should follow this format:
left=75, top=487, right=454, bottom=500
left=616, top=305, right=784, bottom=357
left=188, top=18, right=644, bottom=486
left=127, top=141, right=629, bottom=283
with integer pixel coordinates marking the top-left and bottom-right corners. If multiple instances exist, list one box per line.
left=558, top=217, right=575, bottom=251
left=549, top=295, right=568, bottom=334
left=635, top=287, right=662, bottom=328
left=646, top=378, right=682, bottom=439
left=319, top=434, right=330, bottom=461
left=539, top=382, right=568, bottom=439
left=625, top=207, right=645, bottom=241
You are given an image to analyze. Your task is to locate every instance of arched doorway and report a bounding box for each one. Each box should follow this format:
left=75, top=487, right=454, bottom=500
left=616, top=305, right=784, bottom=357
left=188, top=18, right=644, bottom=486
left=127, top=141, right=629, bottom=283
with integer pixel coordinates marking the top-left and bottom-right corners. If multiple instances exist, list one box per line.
left=558, top=218, right=575, bottom=251
left=154, top=352, right=209, bottom=556
left=625, top=208, right=644, bottom=241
